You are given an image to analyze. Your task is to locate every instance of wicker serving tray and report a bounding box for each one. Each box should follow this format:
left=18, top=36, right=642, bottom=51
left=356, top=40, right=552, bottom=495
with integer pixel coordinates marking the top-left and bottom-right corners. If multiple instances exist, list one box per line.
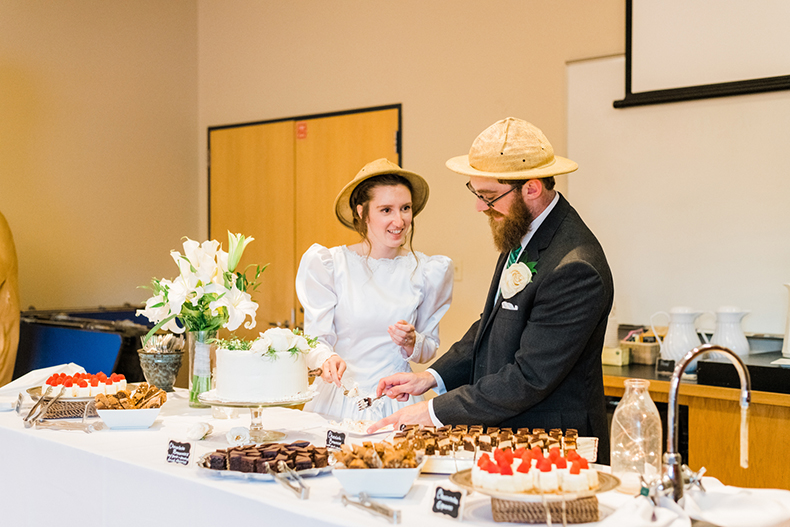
left=491, top=495, right=600, bottom=524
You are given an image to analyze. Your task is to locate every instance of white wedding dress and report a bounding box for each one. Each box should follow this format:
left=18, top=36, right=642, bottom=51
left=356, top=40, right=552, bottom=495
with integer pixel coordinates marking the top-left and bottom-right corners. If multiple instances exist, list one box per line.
left=295, top=244, right=453, bottom=422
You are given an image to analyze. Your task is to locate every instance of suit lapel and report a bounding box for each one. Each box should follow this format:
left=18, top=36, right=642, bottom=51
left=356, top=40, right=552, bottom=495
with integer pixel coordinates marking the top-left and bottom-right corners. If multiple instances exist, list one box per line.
left=480, top=252, right=508, bottom=326
left=523, top=193, right=571, bottom=261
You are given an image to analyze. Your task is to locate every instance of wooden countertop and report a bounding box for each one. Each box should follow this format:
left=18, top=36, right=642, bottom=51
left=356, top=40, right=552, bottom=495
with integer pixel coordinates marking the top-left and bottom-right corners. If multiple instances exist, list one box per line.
left=603, top=363, right=790, bottom=407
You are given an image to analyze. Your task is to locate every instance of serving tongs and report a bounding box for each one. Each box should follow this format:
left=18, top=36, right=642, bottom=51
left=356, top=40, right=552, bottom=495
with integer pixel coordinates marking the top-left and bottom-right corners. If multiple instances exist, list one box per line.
left=265, top=460, right=310, bottom=500
left=341, top=492, right=401, bottom=524
left=23, top=386, right=64, bottom=427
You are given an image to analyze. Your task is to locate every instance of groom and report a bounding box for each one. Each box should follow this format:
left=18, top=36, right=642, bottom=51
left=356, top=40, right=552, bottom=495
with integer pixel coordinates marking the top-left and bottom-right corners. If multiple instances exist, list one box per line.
left=369, top=117, right=614, bottom=462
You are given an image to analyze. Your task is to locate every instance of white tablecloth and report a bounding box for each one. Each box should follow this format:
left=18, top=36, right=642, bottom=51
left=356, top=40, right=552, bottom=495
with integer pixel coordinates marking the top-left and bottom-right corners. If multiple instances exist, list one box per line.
left=2, top=388, right=789, bottom=527
left=0, top=389, right=507, bottom=526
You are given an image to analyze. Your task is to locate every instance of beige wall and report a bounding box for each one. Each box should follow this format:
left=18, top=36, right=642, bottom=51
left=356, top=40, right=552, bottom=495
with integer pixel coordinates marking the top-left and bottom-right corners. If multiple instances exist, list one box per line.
left=197, top=0, right=624, bottom=350
left=0, top=0, right=623, bottom=354
left=0, top=0, right=198, bottom=311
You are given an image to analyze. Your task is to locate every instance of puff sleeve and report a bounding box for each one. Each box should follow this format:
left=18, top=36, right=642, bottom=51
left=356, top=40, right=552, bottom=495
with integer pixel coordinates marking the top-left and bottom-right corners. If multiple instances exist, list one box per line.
left=295, top=244, right=339, bottom=370
left=402, top=255, right=454, bottom=363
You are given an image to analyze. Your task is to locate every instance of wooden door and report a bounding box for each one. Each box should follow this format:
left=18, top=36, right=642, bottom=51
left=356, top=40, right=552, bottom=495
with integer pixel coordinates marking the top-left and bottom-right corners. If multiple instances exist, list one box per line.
left=209, top=106, right=401, bottom=331
left=209, top=120, right=295, bottom=339
left=293, top=109, right=400, bottom=326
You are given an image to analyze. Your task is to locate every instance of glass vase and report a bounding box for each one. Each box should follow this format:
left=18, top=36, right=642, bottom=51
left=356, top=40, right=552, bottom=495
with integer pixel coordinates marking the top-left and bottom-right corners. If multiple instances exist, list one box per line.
left=610, top=378, right=662, bottom=494
left=187, top=329, right=217, bottom=408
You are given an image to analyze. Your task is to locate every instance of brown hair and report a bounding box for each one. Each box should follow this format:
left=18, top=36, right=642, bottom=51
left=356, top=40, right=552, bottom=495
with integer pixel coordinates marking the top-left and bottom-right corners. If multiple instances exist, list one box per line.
left=496, top=176, right=556, bottom=191
left=349, top=174, right=417, bottom=259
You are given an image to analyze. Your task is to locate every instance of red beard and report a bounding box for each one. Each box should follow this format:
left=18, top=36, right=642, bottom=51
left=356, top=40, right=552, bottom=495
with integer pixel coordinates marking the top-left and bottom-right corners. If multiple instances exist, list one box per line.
left=486, top=195, right=534, bottom=253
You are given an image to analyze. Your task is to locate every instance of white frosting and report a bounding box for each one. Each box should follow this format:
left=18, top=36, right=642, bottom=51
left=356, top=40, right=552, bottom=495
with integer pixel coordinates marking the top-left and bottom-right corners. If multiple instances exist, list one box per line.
left=215, top=348, right=307, bottom=402
left=472, top=461, right=595, bottom=494
left=328, top=418, right=375, bottom=433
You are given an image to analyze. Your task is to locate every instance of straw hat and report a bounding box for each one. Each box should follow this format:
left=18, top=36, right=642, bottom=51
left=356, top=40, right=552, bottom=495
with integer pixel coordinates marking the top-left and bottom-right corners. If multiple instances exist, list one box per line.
left=445, top=117, right=578, bottom=179
left=334, top=158, right=430, bottom=230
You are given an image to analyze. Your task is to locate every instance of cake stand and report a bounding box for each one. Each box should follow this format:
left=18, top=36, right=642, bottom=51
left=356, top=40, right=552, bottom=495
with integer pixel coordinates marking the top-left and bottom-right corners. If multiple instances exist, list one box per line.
left=198, top=390, right=315, bottom=443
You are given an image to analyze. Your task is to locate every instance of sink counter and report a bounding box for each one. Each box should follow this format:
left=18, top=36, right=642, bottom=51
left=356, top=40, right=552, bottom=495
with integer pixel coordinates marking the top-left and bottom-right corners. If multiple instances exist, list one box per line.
left=603, top=358, right=790, bottom=490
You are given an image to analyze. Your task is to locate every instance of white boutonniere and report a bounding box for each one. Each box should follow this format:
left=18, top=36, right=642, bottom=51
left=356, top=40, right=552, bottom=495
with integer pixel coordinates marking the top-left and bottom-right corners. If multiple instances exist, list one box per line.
left=500, top=261, right=537, bottom=299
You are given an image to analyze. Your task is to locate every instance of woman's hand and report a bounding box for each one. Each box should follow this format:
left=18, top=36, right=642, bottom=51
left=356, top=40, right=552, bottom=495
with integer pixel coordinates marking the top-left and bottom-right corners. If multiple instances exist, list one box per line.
left=320, top=355, right=346, bottom=387
left=388, top=319, right=416, bottom=356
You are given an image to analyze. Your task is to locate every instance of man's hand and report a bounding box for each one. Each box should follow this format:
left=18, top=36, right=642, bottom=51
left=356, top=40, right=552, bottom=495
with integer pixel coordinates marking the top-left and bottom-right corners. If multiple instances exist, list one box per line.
left=321, top=355, right=346, bottom=387
left=375, top=371, right=436, bottom=401
left=367, top=401, right=433, bottom=433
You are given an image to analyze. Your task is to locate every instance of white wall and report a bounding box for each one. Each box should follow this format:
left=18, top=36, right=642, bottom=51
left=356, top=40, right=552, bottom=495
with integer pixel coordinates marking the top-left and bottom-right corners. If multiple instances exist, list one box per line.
left=0, top=0, right=198, bottom=311
left=197, top=0, right=624, bottom=347
left=569, top=55, right=790, bottom=336
left=1, top=0, right=624, bottom=352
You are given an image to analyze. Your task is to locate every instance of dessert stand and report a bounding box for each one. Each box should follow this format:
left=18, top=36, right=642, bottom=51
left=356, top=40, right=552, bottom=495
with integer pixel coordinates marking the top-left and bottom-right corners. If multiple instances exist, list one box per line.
left=198, top=389, right=315, bottom=443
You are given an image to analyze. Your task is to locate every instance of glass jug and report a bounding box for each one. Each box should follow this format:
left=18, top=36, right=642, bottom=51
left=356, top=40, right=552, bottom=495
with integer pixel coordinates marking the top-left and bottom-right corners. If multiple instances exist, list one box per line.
left=610, top=378, right=662, bottom=494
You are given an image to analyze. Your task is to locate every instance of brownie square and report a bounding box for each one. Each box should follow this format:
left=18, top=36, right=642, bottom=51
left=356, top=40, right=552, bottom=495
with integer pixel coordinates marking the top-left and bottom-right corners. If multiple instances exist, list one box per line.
left=239, top=456, right=256, bottom=473
left=261, top=448, right=279, bottom=460
left=273, top=453, right=289, bottom=467
left=208, top=452, right=227, bottom=470
left=289, top=446, right=310, bottom=456
left=254, top=458, right=269, bottom=473
left=229, top=453, right=245, bottom=471
left=312, top=453, right=328, bottom=468
left=294, top=455, right=313, bottom=471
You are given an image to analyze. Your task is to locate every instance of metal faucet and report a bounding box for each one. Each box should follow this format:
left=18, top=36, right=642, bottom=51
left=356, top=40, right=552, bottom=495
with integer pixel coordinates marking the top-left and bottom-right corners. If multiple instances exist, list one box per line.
left=662, top=344, right=751, bottom=502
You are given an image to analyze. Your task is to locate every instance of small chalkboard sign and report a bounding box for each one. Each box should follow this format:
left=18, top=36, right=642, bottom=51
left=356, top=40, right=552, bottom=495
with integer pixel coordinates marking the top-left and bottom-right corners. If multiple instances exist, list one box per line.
left=166, top=440, right=192, bottom=465
left=655, top=358, right=676, bottom=377
left=326, top=430, right=346, bottom=451
left=432, top=486, right=464, bottom=519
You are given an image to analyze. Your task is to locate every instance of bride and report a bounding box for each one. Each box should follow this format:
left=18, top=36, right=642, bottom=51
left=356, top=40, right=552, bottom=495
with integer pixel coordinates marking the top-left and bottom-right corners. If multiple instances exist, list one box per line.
left=295, top=158, right=453, bottom=421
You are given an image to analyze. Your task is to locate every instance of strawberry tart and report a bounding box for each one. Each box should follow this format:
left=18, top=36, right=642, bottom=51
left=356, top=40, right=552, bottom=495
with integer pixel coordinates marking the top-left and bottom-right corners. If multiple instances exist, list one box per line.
left=40, top=372, right=127, bottom=398
left=471, top=446, right=599, bottom=494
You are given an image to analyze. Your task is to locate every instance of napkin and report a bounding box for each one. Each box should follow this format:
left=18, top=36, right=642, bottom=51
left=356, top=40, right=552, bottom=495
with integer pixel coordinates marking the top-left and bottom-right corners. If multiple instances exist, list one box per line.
left=598, top=495, right=690, bottom=527
left=0, top=363, right=86, bottom=410
left=684, top=482, right=790, bottom=527
left=599, top=478, right=790, bottom=527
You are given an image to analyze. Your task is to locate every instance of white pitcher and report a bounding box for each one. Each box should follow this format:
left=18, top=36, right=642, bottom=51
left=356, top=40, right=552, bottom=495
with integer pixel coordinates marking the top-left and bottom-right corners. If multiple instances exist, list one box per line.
left=710, top=306, right=750, bottom=357
left=651, top=307, right=708, bottom=370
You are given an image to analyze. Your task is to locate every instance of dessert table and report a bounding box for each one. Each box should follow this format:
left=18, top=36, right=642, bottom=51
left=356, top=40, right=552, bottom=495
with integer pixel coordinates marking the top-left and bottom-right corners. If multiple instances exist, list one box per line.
left=1, top=387, right=788, bottom=527
left=0, top=389, right=614, bottom=526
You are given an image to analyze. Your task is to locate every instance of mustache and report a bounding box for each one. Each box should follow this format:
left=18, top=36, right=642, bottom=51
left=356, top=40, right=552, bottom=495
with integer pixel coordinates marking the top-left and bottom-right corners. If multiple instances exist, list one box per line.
left=484, top=209, right=505, bottom=219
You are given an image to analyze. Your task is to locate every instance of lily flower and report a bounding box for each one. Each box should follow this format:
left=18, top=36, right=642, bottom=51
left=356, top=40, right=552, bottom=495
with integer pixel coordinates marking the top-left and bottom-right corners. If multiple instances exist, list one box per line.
left=209, top=283, right=258, bottom=331
left=136, top=293, right=169, bottom=323
left=227, top=232, right=254, bottom=273
left=166, top=276, right=191, bottom=318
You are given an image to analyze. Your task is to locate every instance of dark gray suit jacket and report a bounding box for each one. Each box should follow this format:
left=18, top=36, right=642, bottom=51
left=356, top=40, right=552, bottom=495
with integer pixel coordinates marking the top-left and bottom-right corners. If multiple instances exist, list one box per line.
left=431, top=193, right=613, bottom=463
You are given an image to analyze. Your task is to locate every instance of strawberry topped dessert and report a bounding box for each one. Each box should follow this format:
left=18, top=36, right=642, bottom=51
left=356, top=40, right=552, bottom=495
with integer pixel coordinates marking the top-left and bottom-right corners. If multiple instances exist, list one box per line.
left=41, top=372, right=127, bottom=398
left=471, top=446, right=599, bottom=494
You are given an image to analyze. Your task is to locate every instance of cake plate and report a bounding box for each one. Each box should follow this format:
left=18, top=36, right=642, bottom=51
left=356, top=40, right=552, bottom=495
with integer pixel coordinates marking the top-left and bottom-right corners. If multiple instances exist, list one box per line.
left=198, top=390, right=315, bottom=443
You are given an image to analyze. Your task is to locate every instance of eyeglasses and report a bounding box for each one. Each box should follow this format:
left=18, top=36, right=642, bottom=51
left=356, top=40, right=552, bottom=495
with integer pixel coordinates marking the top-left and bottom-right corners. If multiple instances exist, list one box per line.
left=466, top=181, right=518, bottom=209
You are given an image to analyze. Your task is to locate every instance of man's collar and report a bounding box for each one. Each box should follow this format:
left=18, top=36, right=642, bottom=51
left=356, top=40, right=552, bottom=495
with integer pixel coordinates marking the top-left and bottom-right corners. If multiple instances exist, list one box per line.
left=517, top=191, right=560, bottom=251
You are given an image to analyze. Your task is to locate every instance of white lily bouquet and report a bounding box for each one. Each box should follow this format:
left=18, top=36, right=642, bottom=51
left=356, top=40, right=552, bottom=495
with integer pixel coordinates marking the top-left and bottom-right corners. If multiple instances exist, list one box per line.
left=136, top=232, right=266, bottom=406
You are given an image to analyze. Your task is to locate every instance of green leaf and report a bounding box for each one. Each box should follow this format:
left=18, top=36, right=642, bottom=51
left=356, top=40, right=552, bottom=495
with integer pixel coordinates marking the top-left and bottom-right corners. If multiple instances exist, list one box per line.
left=142, top=313, right=178, bottom=346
